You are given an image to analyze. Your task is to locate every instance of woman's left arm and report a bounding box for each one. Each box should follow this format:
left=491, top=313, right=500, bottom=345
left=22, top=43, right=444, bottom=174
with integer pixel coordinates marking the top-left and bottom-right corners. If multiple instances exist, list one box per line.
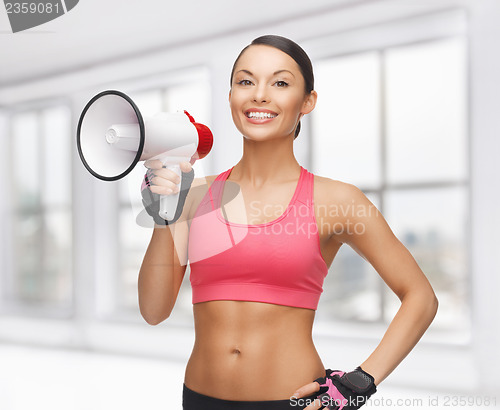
left=331, top=182, right=439, bottom=386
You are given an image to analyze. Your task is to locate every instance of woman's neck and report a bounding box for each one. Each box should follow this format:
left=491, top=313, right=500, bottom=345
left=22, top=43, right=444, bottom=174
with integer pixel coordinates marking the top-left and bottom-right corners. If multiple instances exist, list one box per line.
left=230, top=135, right=301, bottom=188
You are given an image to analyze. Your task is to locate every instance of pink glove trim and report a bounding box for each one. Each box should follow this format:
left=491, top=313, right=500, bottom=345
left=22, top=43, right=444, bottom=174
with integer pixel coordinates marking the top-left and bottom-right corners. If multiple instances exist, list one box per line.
left=318, top=370, right=347, bottom=409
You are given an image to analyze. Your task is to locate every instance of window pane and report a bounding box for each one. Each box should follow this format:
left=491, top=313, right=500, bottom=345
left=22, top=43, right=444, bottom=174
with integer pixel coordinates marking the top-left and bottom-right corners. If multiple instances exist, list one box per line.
left=164, top=81, right=212, bottom=126
left=13, top=210, right=72, bottom=307
left=383, top=187, right=468, bottom=331
left=317, top=192, right=382, bottom=322
left=12, top=112, right=40, bottom=210
left=42, top=106, right=71, bottom=207
left=43, top=210, right=73, bottom=307
left=120, top=164, right=147, bottom=210
left=312, top=52, right=381, bottom=189
left=128, top=89, right=163, bottom=117
left=385, top=37, right=467, bottom=184
left=10, top=106, right=73, bottom=311
left=117, top=207, right=156, bottom=312
left=12, top=212, right=43, bottom=303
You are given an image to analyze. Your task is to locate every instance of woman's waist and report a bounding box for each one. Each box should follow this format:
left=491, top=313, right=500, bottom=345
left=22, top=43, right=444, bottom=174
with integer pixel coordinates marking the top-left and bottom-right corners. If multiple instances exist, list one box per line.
left=192, top=327, right=316, bottom=357
left=185, top=343, right=325, bottom=401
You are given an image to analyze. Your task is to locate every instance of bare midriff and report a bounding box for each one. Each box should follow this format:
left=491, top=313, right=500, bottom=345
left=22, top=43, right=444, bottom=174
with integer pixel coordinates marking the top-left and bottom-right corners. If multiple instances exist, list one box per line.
left=184, top=299, right=326, bottom=401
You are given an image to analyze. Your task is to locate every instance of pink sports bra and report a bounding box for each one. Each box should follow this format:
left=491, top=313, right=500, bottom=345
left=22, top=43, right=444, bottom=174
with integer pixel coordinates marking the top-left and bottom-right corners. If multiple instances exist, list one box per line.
left=187, top=166, right=329, bottom=310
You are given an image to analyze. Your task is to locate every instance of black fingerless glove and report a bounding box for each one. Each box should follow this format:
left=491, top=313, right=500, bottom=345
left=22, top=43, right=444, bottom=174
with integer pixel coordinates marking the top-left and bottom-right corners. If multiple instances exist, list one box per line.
left=313, top=366, right=377, bottom=409
left=141, top=167, right=195, bottom=225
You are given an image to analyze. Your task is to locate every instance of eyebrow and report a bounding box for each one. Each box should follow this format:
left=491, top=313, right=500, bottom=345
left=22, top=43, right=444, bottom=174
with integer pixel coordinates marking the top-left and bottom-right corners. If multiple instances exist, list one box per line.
left=235, top=69, right=295, bottom=78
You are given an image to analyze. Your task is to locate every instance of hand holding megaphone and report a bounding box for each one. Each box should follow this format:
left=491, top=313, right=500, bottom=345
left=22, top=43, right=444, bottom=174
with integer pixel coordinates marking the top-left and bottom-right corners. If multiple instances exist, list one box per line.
left=141, top=159, right=194, bottom=226
left=77, top=90, right=213, bottom=223
left=145, top=159, right=193, bottom=196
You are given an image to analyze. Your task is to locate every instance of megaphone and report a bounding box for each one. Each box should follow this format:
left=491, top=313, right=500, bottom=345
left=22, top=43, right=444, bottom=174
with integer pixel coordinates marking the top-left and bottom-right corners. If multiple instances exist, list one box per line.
left=77, top=89, right=213, bottom=222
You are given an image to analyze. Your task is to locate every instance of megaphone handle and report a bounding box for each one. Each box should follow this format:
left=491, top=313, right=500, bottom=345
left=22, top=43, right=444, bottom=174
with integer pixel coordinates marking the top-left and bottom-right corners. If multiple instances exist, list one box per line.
left=158, top=164, right=181, bottom=222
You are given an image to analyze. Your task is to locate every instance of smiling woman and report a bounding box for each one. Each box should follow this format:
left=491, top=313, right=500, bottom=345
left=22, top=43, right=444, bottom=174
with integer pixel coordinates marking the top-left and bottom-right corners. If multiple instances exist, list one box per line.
left=229, top=35, right=315, bottom=140
left=137, top=34, right=438, bottom=410
left=228, top=43, right=316, bottom=147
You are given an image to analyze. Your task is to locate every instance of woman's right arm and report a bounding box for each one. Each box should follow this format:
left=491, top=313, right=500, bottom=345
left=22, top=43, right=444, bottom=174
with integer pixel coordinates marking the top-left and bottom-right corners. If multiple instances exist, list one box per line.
left=138, top=160, right=193, bottom=325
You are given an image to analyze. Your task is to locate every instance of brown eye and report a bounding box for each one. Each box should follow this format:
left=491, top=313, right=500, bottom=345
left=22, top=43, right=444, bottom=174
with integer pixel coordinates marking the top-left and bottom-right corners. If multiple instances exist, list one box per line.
left=275, top=81, right=289, bottom=87
left=238, top=80, right=253, bottom=86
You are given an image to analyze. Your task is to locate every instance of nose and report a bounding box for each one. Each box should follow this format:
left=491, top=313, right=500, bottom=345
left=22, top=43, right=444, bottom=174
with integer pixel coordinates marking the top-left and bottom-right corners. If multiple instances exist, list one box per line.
left=252, top=83, right=268, bottom=103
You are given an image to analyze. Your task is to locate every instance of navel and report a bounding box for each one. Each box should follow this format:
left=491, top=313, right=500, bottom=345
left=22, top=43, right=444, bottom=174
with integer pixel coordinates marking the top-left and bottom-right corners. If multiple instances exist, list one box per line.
left=231, top=347, right=241, bottom=355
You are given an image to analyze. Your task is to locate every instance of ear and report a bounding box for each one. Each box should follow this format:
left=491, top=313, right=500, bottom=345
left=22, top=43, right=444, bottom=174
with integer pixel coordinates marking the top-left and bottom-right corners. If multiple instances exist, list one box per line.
left=228, top=89, right=232, bottom=103
left=301, top=90, right=317, bottom=115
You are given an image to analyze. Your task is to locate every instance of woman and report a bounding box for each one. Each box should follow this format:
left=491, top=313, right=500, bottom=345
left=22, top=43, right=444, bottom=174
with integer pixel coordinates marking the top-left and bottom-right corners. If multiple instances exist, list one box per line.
left=138, top=35, right=438, bottom=410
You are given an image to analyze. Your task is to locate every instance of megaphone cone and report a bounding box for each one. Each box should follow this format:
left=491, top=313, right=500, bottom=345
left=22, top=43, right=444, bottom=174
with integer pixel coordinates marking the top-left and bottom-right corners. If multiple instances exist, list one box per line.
left=77, top=90, right=145, bottom=181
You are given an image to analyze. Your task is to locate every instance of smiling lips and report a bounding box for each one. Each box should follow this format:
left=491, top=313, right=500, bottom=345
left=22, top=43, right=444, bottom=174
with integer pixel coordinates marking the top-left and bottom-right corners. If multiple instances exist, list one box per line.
left=245, top=109, right=278, bottom=123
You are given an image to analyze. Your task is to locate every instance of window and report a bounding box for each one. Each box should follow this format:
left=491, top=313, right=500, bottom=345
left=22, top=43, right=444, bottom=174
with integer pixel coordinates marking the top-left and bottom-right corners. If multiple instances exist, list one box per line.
left=312, top=37, right=469, bottom=333
left=6, top=105, right=73, bottom=315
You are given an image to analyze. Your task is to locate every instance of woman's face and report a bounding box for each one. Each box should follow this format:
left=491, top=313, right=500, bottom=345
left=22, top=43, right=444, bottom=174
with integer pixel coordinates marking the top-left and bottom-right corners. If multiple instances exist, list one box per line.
left=229, top=45, right=316, bottom=141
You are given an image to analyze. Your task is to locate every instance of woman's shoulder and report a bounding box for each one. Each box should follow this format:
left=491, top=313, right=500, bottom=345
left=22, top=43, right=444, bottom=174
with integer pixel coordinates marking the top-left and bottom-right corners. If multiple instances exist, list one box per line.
left=312, top=173, right=370, bottom=207
left=311, top=174, right=379, bottom=237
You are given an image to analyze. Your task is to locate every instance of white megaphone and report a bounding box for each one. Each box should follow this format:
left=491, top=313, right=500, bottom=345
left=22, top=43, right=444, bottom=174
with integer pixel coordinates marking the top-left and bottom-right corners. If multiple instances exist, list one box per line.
left=77, top=90, right=213, bottom=222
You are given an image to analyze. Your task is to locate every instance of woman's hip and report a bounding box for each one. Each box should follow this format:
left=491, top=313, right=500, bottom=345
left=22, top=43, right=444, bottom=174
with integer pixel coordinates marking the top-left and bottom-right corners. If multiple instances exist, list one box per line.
left=182, top=383, right=321, bottom=410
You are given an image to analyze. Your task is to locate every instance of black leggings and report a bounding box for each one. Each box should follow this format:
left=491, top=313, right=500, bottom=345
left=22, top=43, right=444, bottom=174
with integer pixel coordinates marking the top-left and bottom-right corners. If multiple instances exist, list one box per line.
left=182, top=383, right=320, bottom=410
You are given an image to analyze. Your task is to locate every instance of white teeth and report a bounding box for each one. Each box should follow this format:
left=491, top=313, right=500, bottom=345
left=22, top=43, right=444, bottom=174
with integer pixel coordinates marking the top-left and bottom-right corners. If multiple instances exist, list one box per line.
left=247, top=112, right=277, bottom=119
